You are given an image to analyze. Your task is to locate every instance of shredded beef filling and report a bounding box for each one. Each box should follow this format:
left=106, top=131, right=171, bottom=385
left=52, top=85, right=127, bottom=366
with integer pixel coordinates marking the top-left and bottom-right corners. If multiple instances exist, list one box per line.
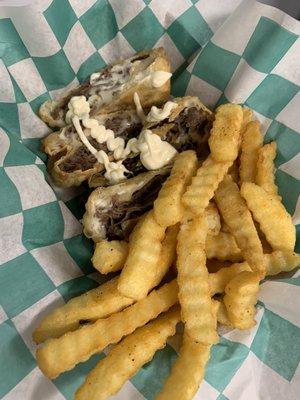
left=59, top=120, right=142, bottom=173
left=51, top=64, right=125, bottom=119
left=62, top=125, right=76, bottom=139
left=60, top=138, right=108, bottom=173
left=123, top=155, right=147, bottom=177
left=60, top=147, right=97, bottom=173
left=163, top=107, right=211, bottom=158
left=95, top=174, right=167, bottom=240
left=105, top=117, right=142, bottom=141
left=104, top=115, right=126, bottom=133
left=51, top=53, right=151, bottom=120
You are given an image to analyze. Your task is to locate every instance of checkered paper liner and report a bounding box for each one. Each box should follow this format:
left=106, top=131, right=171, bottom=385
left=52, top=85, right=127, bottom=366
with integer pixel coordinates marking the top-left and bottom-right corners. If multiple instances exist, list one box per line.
left=0, top=0, right=299, bottom=399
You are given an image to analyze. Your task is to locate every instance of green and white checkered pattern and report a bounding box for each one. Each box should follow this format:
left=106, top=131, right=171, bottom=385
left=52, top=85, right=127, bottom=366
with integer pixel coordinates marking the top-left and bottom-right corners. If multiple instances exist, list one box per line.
left=0, top=0, right=299, bottom=399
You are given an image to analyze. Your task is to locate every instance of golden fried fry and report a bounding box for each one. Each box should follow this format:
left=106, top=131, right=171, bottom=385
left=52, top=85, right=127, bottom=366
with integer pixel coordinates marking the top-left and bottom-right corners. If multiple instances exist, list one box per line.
left=209, top=250, right=299, bottom=295
left=208, top=103, right=243, bottom=162
left=241, top=182, right=295, bottom=251
left=156, top=302, right=218, bottom=400
left=92, top=240, right=128, bottom=274
left=154, top=150, right=198, bottom=227
left=209, top=262, right=251, bottom=296
left=205, top=202, right=221, bottom=236
left=156, top=334, right=211, bottom=400
left=228, top=161, right=239, bottom=183
left=255, top=221, right=273, bottom=253
left=239, top=121, right=263, bottom=184
left=221, top=222, right=231, bottom=233
left=215, top=176, right=266, bottom=277
left=256, top=142, right=279, bottom=197
left=242, top=107, right=253, bottom=127
left=33, top=277, right=134, bottom=344
left=216, top=300, right=233, bottom=327
left=206, top=259, right=231, bottom=273
left=182, top=156, right=232, bottom=216
left=205, top=231, right=243, bottom=262
left=75, top=307, right=180, bottom=400
left=36, top=280, right=178, bottom=379
left=177, top=216, right=218, bottom=344
left=265, top=250, right=300, bottom=275
left=118, top=210, right=166, bottom=300
left=138, top=222, right=179, bottom=285
left=154, top=223, right=179, bottom=280
left=224, top=271, right=260, bottom=329
left=34, top=226, right=180, bottom=344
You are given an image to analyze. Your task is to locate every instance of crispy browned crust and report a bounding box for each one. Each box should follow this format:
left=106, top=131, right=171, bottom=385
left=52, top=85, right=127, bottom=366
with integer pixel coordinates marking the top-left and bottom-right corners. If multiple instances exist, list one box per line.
left=48, top=156, right=104, bottom=188
left=42, top=133, right=104, bottom=188
left=39, top=48, right=171, bottom=129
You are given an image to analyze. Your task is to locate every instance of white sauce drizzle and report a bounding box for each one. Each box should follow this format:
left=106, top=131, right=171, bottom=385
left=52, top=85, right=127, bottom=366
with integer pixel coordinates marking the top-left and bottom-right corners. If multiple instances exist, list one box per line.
left=67, top=89, right=177, bottom=183
left=65, top=96, right=90, bottom=124
left=133, top=92, right=146, bottom=122
left=146, top=101, right=178, bottom=123
left=73, top=116, right=128, bottom=184
left=82, top=118, right=139, bottom=160
left=137, top=130, right=177, bottom=170
left=133, top=92, right=177, bottom=124
left=72, top=116, right=97, bottom=156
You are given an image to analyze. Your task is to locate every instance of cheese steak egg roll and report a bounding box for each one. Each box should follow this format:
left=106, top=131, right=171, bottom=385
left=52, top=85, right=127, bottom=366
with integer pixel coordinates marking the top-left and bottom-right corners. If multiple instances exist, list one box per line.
left=39, top=48, right=171, bottom=128
left=42, top=108, right=143, bottom=187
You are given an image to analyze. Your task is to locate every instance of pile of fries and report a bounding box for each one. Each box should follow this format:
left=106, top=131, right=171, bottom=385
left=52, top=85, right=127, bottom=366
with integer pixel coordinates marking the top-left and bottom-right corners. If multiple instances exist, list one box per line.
left=33, top=104, right=299, bottom=400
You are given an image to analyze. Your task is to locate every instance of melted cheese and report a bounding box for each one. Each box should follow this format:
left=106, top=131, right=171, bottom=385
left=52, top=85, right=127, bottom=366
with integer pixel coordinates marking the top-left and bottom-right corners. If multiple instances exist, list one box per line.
left=90, top=61, right=132, bottom=86
left=151, top=71, right=172, bottom=88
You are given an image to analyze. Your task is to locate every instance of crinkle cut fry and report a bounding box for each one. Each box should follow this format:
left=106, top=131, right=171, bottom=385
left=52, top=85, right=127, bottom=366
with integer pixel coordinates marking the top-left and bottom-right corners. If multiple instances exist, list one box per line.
left=156, top=301, right=218, bottom=400
left=228, top=161, right=239, bottom=183
left=256, top=141, right=280, bottom=198
left=215, top=176, right=266, bottom=278
left=205, top=231, right=243, bottom=262
left=118, top=210, right=166, bottom=300
left=33, top=277, right=134, bottom=344
left=36, top=247, right=298, bottom=345
left=75, top=307, right=180, bottom=400
left=205, top=202, right=221, bottom=236
left=241, top=182, right=295, bottom=252
left=224, top=271, right=260, bottom=329
left=209, top=262, right=251, bottom=295
left=208, top=103, right=243, bottom=162
left=177, top=216, right=218, bottom=344
left=155, top=334, right=211, bottom=400
left=216, top=300, right=233, bottom=327
left=239, top=121, right=263, bottom=184
left=265, top=250, right=300, bottom=275
left=34, top=225, right=180, bottom=344
left=209, top=249, right=300, bottom=295
left=36, top=280, right=178, bottom=379
left=92, top=240, right=128, bottom=274
left=182, top=156, right=232, bottom=216
left=154, top=150, right=198, bottom=227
